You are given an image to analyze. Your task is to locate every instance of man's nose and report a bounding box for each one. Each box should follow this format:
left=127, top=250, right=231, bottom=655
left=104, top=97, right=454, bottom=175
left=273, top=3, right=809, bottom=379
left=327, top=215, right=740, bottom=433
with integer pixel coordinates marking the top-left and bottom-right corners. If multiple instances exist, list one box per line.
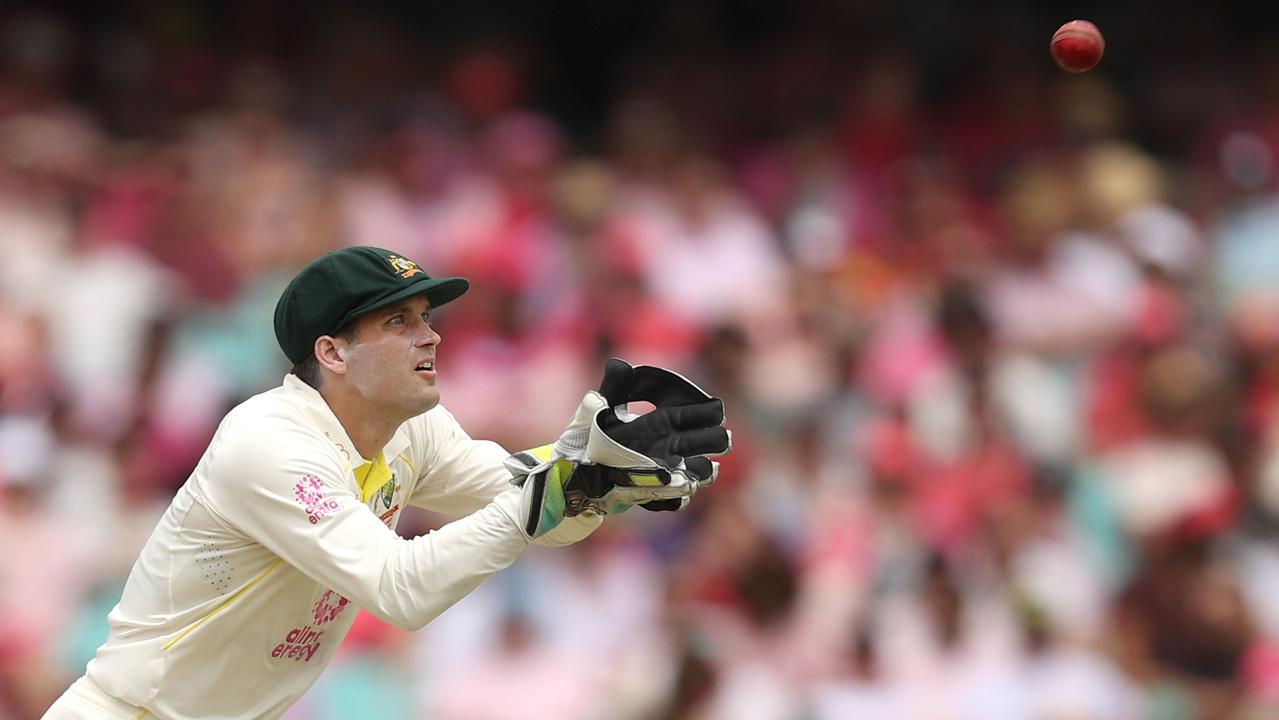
left=414, top=325, right=440, bottom=347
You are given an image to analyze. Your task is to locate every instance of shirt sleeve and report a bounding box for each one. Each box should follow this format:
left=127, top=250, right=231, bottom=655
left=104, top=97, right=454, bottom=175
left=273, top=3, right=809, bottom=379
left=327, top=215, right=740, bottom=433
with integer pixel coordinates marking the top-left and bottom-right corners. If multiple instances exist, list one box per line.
left=406, top=406, right=603, bottom=546
left=197, top=419, right=531, bottom=631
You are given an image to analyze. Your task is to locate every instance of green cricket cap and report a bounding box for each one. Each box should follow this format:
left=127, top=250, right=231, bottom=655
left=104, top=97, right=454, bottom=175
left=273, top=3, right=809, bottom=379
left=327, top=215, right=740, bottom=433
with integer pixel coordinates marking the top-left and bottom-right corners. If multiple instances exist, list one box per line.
left=274, top=246, right=470, bottom=364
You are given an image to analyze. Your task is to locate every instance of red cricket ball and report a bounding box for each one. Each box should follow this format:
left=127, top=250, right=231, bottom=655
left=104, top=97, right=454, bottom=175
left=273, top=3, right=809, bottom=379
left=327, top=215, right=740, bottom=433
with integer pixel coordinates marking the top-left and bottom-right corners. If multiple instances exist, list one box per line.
left=1051, top=20, right=1105, bottom=73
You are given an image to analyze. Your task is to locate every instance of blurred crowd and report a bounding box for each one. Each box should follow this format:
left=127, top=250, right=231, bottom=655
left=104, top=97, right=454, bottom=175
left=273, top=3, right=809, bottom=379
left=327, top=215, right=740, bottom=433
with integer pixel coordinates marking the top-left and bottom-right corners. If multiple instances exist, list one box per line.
left=4, top=3, right=1279, bottom=719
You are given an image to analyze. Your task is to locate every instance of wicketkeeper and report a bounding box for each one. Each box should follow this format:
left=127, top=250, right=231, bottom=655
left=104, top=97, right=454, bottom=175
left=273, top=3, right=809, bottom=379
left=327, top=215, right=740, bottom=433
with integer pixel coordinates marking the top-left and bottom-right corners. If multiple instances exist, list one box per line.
left=42, top=246, right=730, bottom=719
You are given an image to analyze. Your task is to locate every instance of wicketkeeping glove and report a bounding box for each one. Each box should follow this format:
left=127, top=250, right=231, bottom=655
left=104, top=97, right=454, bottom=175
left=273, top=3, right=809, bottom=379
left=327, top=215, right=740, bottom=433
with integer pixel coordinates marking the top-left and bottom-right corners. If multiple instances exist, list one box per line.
left=593, top=358, right=730, bottom=512
left=507, top=359, right=730, bottom=528
left=506, top=390, right=662, bottom=534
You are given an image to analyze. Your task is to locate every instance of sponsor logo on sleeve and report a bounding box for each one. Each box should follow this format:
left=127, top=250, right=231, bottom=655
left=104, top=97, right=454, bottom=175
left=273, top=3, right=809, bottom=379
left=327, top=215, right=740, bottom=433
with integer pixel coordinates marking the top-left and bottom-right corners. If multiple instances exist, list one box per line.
left=294, top=474, right=341, bottom=524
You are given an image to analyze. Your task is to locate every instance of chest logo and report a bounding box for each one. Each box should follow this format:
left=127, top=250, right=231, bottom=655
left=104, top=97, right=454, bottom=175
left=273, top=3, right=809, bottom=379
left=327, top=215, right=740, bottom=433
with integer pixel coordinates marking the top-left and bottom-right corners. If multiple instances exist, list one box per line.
left=378, top=475, right=397, bottom=509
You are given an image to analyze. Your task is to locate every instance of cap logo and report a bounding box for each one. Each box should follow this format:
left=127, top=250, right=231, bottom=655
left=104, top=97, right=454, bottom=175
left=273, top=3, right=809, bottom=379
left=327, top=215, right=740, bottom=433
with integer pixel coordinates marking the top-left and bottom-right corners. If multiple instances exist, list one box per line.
left=387, top=255, right=423, bottom=279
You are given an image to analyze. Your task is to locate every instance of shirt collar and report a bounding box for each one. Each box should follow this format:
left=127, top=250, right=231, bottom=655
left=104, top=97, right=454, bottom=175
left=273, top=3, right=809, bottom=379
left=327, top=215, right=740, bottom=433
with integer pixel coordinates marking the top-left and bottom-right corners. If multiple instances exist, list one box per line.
left=281, top=374, right=411, bottom=469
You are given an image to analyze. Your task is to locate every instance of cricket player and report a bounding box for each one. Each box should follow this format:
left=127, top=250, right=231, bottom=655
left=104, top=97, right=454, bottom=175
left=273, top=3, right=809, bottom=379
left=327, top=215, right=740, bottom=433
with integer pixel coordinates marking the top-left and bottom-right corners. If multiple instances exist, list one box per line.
left=43, top=246, right=729, bottom=719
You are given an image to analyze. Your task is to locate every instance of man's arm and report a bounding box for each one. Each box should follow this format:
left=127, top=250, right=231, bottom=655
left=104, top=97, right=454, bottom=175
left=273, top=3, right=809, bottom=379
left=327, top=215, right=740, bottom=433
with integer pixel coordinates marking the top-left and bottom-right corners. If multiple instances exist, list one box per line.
left=199, top=421, right=533, bottom=630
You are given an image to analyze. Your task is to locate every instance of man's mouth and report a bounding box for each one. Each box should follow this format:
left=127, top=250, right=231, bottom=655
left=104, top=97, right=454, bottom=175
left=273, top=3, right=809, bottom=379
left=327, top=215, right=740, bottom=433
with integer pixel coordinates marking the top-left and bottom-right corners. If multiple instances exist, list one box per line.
left=415, top=360, right=435, bottom=374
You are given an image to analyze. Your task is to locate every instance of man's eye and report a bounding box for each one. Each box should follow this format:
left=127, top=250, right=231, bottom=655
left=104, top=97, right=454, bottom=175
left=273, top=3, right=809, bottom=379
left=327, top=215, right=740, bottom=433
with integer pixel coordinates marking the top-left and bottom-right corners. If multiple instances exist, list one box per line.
left=389, top=315, right=404, bottom=325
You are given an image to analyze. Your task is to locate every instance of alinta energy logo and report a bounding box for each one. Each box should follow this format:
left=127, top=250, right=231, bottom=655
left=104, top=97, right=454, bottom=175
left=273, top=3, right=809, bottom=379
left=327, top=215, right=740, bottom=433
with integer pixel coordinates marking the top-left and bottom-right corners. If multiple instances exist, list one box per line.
left=294, top=474, right=341, bottom=524
left=312, top=589, right=350, bottom=626
left=270, top=590, right=351, bottom=664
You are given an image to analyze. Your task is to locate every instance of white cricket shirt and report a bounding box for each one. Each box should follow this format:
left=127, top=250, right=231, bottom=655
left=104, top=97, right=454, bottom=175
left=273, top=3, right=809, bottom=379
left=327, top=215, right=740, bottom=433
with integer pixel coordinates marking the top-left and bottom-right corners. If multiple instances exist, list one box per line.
left=84, top=374, right=600, bottom=719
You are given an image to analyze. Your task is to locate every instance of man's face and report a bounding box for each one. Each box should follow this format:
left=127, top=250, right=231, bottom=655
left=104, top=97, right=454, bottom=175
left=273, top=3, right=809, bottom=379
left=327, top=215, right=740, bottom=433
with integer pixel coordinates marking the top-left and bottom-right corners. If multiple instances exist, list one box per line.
left=337, top=295, right=441, bottom=419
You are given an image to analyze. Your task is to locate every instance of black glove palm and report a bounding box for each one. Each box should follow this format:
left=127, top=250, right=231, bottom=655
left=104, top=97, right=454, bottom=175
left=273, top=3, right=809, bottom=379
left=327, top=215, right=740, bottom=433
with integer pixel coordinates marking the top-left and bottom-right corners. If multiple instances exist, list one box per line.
left=595, top=359, right=730, bottom=511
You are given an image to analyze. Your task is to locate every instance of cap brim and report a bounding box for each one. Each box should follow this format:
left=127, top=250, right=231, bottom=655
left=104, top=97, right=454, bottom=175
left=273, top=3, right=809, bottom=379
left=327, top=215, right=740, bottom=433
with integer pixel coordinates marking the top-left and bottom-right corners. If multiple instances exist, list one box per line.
left=335, top=276, right=470, bottom=331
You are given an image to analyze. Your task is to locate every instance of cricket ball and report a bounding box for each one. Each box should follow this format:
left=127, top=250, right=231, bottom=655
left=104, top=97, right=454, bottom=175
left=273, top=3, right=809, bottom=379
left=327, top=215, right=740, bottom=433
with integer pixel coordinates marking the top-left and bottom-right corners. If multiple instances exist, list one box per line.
left=1051, top=20, right=1104, bottom=73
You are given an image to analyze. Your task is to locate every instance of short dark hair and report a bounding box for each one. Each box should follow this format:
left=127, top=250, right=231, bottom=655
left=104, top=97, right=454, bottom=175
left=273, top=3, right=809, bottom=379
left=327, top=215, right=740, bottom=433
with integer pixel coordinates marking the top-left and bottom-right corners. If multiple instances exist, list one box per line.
left=290, top=323, right=358, bottom=390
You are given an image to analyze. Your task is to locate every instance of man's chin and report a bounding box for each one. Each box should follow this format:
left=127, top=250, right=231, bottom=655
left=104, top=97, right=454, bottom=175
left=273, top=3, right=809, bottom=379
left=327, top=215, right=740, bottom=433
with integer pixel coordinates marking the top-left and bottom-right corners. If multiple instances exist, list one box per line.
left=407, top=390, right=441, bottom=415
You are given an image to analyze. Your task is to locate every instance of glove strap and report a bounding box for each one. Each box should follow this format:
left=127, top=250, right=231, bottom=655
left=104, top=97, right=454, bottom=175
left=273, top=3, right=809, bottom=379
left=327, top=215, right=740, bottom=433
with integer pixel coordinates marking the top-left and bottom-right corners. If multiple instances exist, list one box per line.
left=567, top=464, right=669, bottom=516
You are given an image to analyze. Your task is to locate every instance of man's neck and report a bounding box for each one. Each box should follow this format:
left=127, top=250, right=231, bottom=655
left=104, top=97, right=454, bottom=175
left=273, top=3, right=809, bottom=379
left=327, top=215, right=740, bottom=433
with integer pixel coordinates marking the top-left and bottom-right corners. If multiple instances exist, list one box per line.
left=318, top=386, right=405, bottom=461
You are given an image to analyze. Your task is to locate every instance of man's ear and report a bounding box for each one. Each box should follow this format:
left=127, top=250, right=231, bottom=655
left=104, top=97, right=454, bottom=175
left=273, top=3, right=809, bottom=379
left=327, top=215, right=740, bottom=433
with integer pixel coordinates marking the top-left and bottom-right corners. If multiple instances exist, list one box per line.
left=315, top=335, right=348, bottom=375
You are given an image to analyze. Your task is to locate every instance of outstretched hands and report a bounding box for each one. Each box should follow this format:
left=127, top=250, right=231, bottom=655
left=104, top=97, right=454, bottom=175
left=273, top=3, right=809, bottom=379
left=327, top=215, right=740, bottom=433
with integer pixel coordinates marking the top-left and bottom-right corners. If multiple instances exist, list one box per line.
left=593, top=359, right=731, bottom=511
left=506, top=358, right=732, bottom=535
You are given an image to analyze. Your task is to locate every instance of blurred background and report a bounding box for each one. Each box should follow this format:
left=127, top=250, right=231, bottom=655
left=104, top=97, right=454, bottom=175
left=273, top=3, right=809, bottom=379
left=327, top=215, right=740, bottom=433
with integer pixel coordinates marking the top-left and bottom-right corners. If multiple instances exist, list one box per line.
left=3, top=1, right=1279, bottom=718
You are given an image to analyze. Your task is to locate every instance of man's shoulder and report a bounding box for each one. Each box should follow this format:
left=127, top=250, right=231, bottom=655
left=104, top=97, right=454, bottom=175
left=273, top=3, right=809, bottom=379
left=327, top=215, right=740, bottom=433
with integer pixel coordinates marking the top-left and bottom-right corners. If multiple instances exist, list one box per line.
left=394, top=404, right=474, bottom=466
left=225, top=384, right=320, bottom=432
left=403, top=404, right=466, bottom=443
left=210, top=386, right=337, bottom=464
